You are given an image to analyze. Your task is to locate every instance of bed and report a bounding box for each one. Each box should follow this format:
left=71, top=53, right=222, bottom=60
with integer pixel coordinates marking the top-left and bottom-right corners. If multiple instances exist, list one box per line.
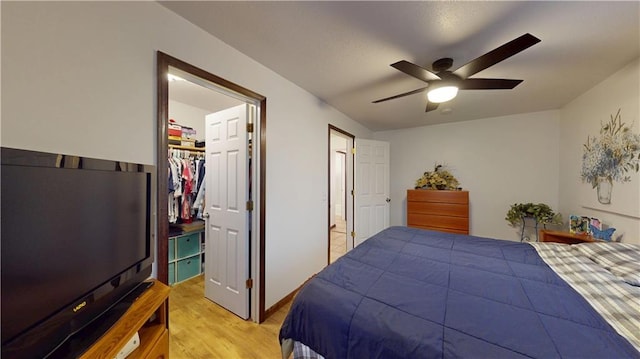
left=279, top=226, right=640, bottom=359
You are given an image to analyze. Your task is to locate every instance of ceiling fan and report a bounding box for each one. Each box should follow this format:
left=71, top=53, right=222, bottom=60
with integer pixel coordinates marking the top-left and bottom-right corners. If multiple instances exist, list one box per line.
left=373, top=33, right=541, bottom=112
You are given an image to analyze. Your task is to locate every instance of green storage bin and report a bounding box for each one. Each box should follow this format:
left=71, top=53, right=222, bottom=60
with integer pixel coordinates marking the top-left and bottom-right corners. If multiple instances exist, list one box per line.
left=177, top=232, right=200, bottom=258
left=177, top=255, right=201, bottom=282
left=168, top=262, right=176, bottom=285
left=168, top=237, right=176, bottom=261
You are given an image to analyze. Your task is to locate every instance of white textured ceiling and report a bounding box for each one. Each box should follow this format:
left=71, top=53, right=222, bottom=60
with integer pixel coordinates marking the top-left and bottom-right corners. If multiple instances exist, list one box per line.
left=169, top=76, right=243, bottom=114
left=160, top=1, right=640, bottom=131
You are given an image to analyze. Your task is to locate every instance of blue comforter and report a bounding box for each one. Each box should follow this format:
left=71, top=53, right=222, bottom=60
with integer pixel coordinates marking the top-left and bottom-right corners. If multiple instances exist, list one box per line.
left=279, top=226, right=639, bottom=358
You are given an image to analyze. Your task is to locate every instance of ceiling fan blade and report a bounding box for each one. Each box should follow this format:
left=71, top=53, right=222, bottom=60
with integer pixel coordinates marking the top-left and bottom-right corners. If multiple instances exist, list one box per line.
left=425, top=101, right=439, bottom=112
left=453, top=33, right=541, bottom=79
left=458, top=78, right=523, bottom=90
left=391, top=60, right=441, bottom=82
left=372, top=86, right=429, bottom=103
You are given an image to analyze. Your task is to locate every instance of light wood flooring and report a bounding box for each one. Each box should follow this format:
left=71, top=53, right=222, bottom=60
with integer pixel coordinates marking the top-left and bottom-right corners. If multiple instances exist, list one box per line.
left=169, top=275, right=291, bottom=358
left=170, top=219, right=346, bottom=357
left=330, top=216, right=347, bottom=263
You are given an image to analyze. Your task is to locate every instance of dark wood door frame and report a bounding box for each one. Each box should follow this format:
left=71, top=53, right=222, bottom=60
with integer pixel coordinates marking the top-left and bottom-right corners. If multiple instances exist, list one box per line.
left=328, top=125, right=355, bottom=264
left=157, top=51, right=267, bottom=322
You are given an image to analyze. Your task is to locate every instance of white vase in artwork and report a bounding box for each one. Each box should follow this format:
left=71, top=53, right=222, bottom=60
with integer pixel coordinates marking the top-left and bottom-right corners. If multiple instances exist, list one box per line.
left=596, top=176, right=612, bottom=204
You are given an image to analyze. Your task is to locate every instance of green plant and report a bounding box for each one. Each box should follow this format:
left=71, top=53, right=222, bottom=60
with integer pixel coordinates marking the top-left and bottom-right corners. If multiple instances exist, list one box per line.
left=505, top=203, right=562, bottom=226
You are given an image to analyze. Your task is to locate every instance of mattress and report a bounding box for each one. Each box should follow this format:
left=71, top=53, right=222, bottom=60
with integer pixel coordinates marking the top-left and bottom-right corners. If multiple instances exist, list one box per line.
left=279, top=226, right=640, bottom=358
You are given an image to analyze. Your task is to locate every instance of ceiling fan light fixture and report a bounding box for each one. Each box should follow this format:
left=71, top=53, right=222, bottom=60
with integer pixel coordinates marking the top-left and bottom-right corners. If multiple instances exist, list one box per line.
left=427, top=86, right=458, bottom=103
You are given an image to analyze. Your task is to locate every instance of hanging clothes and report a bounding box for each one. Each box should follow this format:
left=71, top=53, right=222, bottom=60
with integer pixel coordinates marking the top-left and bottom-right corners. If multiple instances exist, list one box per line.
left=168, top=154, right=181, bottom=224
left=180, top=158, right=194, bottom=223
left=168, top=148, right=205, bottom=223
left=193, top=160, right=206, bottom=219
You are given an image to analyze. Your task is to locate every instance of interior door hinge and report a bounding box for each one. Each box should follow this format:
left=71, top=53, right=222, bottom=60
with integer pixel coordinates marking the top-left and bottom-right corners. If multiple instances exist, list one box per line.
left=246, top=278, right=253, bottom=289
left=351, top=147, right=356, bottom=154
left=351, top=231, right=356, bottom=238
left=247, top=123, right=254, bottom=133
left=351, top=190, right=354, bottom=196
left=246, top=201, right=254, bottom=211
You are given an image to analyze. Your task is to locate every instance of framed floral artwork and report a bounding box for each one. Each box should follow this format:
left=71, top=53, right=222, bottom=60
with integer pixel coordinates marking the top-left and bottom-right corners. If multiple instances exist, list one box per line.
left=580, top=109, right=640, bottom=217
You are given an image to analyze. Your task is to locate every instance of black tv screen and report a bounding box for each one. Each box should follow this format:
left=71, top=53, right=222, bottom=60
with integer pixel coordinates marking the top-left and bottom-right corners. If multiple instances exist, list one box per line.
left=1, top=147, right=154, bottom=358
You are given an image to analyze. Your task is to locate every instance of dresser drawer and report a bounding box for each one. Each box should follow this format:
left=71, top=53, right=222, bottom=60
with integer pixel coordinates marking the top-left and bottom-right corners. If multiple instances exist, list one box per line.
left=177, top=232, right=200, bottom=258
left=408, top=213, right=469, bottom=233
left=177, top=255, right=201, bottom=282
left=407, top=201, right=468, bottom=218
left=407, top=189, right=468, bottom=204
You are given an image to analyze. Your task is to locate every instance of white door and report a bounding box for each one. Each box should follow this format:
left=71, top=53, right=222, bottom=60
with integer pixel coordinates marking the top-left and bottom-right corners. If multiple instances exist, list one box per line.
left=354, top=139, right=390, bottom=246
left=204, top=104, right=252, bottom=319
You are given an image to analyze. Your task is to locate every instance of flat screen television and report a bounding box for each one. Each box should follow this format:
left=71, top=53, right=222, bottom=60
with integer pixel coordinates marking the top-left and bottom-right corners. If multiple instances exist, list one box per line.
left=1, top=147, right=155, bottom=358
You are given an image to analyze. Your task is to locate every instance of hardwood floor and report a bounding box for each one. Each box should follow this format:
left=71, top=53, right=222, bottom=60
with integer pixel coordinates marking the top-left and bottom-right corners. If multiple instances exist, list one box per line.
left=170, top=218, right=345, bottom=357
left=330, top=216, right=347, bottom=263
left=169, top=275, right=292, bottom=358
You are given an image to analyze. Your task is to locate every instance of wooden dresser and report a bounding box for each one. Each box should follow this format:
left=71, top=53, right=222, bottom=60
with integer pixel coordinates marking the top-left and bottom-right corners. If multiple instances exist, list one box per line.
left=407, top=189, right=469, bottom=234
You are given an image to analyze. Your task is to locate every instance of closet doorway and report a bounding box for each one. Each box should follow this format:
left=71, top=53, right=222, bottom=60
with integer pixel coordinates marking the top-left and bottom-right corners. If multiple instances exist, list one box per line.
left=157, top=52, right=267, bottom=322
left=328, top=126, right=354, bottom=263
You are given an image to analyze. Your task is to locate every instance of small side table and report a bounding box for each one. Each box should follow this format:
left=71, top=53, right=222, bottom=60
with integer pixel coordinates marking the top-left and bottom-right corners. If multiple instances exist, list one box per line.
left=520, top=216, right=546, bottom=242
left=539, top=229, right=595, bottom=244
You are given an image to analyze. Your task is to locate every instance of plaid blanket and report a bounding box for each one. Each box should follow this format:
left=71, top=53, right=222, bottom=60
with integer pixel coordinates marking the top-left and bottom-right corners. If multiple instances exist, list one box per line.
left=530, top=242, right=640, bottom=352
left=293, top=341, right=325, bottom=359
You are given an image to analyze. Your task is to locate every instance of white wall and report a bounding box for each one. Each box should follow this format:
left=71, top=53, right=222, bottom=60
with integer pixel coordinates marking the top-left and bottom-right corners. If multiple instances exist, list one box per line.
left=559, top=58, right=640, bottom=244
left=1, top=2, right=373, bottom=308
left=374, top=111, right=561, bottom=241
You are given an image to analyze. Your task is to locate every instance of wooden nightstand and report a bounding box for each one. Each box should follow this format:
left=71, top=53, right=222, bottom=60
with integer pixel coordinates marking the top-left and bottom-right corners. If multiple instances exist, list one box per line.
left=539, top=230, right=595, bottom=244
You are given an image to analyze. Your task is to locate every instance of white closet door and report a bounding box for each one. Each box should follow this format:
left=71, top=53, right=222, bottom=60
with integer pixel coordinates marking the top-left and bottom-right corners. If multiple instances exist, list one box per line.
left=204, top=104, right=251, bottom=319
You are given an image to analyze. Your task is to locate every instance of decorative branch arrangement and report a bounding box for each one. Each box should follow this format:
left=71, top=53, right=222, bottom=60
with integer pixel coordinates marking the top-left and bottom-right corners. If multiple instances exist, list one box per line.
left=415, top=164, right=460, bottom=190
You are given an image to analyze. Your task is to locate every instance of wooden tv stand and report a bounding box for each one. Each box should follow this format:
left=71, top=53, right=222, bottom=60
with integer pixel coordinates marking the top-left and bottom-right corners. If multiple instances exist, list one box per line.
left=80, top=280, right=170, bottom=359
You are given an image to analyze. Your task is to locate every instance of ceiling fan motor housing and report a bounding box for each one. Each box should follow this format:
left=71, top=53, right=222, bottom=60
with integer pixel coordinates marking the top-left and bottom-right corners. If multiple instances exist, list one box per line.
left=432, top=58, right=454, bottom=72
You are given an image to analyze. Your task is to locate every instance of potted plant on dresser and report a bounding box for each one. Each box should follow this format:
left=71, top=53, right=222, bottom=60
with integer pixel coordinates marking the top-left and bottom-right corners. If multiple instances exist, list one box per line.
left=407, top=164, right=469, bottom=234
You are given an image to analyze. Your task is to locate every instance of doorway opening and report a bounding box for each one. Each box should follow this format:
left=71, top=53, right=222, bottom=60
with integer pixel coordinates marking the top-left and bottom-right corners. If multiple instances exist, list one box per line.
left=157, top=52, right=267, bottom=322
left=330, top=150, right=347, bottom=263
left=328, top=125, right=355, bottom=263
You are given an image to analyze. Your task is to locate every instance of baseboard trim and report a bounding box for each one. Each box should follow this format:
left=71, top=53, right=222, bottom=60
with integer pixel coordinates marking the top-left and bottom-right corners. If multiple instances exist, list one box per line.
left=263, top=275, right=315, bottom=320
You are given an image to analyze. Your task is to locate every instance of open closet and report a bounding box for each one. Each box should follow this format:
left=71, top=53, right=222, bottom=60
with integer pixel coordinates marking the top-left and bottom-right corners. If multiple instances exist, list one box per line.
left=158, top=52, right=267, bottom=322
left=167, top=75, right=243, bottom=286
left=167, top=70, right=259, bottom=321
left=167, top=144, right=206, bottom=285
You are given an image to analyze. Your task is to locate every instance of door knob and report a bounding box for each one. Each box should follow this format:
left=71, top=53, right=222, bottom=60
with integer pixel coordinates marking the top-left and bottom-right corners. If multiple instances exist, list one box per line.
left=386, top=198, right=391, bottom=203
left=203, top=212, right=210, bottom=219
